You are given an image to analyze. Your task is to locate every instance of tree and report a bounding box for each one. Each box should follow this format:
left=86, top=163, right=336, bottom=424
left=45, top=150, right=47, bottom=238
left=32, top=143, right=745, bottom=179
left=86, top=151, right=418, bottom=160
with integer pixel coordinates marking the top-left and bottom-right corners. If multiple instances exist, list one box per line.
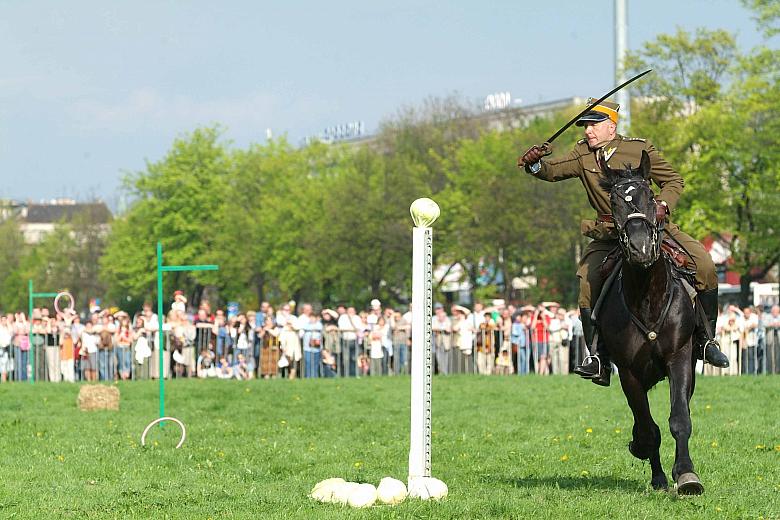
left=627, top=21, right=780, bottom=306
left=0, top=217, right=28, bottom=311
left=101, top=127, right=231, bottom=308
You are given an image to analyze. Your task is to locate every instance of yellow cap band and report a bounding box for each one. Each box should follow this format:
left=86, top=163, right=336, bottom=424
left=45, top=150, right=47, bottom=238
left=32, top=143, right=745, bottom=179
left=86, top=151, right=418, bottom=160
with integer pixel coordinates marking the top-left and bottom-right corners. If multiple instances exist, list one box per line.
left=594, top=104, right=619, bottom=124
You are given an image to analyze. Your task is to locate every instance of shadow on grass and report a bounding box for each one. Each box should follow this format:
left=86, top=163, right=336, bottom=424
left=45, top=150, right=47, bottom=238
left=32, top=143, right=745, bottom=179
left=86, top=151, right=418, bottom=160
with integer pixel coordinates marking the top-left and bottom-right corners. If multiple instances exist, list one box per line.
left=493, top=474, right=647, bottom=492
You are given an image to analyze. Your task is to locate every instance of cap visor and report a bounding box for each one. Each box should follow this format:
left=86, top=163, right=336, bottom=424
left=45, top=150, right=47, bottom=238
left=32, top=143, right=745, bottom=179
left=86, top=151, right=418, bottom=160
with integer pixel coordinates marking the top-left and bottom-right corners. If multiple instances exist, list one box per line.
left=575, top=112, right=609, bottom=126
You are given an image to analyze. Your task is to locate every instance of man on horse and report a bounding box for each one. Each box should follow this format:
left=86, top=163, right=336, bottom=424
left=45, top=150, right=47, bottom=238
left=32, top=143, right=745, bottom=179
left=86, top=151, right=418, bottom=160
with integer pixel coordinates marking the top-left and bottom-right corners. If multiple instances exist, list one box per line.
left=518, top=99, right=729, bottom=386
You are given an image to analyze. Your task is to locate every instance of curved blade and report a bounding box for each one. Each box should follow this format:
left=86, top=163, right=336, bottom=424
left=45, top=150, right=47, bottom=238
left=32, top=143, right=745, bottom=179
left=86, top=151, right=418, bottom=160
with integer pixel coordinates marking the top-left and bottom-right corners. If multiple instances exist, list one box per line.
left=545, top=69, right=652, bottom=144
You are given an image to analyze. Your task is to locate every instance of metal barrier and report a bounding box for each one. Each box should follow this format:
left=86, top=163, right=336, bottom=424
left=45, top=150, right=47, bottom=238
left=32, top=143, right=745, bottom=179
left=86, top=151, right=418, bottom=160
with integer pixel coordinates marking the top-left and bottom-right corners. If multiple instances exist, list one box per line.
left=4, top=320, right=779, bottom=383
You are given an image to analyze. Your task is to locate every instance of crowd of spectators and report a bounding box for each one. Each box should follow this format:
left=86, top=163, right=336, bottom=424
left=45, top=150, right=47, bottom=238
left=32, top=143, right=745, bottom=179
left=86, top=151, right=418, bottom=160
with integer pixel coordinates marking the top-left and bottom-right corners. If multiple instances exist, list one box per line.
left=0, top=293, right=778, bottom=384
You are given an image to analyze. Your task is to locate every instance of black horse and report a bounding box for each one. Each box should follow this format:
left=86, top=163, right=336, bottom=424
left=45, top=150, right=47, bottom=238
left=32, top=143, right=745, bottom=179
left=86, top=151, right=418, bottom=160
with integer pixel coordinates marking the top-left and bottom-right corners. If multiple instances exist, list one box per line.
left=596, top=150, right=703, bottom=495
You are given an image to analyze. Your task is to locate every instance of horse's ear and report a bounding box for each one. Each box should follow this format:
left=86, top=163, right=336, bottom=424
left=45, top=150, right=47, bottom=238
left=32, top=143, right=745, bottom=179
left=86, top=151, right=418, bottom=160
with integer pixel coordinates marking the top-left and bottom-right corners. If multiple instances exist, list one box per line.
left=640, top=150, right=651, bottom=180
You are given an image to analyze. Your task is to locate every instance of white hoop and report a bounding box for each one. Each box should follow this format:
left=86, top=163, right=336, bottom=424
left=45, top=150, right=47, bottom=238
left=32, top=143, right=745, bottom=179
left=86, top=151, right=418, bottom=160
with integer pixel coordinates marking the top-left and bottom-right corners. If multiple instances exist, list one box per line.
left=141, top=417, right=187, bottom=448
left=54, top=291, right=75, bottom=315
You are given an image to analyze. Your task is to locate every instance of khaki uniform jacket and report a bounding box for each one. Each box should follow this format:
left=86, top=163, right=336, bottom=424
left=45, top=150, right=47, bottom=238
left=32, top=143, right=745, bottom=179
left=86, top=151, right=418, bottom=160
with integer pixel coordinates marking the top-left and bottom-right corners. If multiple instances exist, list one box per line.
left=526, top=135, right=684, bottom=239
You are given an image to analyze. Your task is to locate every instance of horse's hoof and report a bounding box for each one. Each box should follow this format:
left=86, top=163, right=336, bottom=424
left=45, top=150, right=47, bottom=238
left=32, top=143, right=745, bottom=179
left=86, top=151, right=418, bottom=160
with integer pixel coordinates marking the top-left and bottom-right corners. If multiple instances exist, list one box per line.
left=651, top=476, right=669, bottom=491
left=675, top=472, right=704, bottom=496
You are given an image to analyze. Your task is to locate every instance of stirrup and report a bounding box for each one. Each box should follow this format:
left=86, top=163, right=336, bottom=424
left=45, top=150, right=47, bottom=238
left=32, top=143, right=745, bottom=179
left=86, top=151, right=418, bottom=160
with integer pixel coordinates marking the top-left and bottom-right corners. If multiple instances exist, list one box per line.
left=582, top=354, right=602, bottom=373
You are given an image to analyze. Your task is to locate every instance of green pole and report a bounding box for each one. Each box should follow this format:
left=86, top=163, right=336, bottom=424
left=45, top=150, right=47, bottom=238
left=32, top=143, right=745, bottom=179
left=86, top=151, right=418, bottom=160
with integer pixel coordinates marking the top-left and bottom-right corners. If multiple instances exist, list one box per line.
left=157, top=242, right=165, bottom=420
left=28, top=279, right=34, bottom=384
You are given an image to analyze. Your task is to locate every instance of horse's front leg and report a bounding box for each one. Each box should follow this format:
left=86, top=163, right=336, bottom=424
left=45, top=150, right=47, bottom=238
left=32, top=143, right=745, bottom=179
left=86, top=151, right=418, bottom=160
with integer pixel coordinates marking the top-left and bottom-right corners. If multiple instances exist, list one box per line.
left=618, top=369, right=668, bottom=490
left=667, top=351, right=704, bottom=495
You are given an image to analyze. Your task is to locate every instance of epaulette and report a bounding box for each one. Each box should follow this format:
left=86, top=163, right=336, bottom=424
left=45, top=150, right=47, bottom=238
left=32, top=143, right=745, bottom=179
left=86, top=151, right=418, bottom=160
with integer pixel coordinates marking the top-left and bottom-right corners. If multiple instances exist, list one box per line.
left=622, top=137, right=646, bottom=142
left=576, top=138, right=587, bottom=145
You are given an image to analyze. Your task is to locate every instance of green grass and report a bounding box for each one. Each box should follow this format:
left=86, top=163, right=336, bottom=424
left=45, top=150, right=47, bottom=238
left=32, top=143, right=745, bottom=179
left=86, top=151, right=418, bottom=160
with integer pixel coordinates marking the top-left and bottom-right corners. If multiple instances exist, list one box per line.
left=0, top=375, right=778, bottom=519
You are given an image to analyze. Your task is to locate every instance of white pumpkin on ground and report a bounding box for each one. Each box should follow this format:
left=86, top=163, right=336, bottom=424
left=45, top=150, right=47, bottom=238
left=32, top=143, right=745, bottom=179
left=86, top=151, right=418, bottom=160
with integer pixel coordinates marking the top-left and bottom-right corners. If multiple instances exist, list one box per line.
left=347, top=483, right=378, bottom=508
left=407, top=476, right=448, bottom=500
left=332, top=481, right=360, bottom=505
left=310, top=477, right=346, bottom=503
left=376, top=477, right=407, bottom=504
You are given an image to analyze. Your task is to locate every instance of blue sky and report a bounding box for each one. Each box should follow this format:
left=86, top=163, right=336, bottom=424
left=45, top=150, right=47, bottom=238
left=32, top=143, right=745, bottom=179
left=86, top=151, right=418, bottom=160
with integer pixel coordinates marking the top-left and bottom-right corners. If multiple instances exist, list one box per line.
left=0, top=0, right=770, bottom=206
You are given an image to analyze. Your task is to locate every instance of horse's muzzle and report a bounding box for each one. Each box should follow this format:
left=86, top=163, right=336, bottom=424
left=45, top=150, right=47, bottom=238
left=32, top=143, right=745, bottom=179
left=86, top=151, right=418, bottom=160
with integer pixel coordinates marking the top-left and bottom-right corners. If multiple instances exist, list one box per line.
left=620, top=218, right=660, bottom=268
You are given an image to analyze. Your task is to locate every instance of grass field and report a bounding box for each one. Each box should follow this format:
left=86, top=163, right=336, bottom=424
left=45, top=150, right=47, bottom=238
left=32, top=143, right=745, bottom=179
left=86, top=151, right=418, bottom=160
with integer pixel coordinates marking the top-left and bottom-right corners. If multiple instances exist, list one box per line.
left=0, top=375, right=778, bottom=519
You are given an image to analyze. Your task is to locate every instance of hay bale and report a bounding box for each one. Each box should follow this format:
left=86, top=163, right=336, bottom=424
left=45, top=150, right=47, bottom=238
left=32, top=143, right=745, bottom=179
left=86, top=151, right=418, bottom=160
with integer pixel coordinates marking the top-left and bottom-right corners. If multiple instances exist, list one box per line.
left=78, top=384, right=120, bottom=411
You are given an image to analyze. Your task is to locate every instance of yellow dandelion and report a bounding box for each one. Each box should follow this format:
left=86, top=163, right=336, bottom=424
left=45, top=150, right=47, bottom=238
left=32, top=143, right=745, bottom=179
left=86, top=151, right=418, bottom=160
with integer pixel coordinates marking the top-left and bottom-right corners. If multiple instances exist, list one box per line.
left=354, top=461, right=363, bottom=468
left=705, top=404, right=712, bottom=410
left=560, top=454, right=569, bottom=462
left=567, top=434, right=574, bottom=440
left=36, top=432, right=43, bottom=438
left=715, top=507, right=722, bottom=512
left=774, top=445, right=780, bottom=452
left=614, top=428, right=622, bottom=434
left=580, top=470, right=589, bottom=477
left=280, top=420, right=287, bottom=425
left=57, top=455, right=65, bottom=462
left=756, top=476, right=763, bottom=481
left=218, top=451, right=225, bottom=458
left=756, top=444, right=766, bottom=450
left=711, top=441, right=718, bottom=448
left=585, top=428, right=593, bottom=434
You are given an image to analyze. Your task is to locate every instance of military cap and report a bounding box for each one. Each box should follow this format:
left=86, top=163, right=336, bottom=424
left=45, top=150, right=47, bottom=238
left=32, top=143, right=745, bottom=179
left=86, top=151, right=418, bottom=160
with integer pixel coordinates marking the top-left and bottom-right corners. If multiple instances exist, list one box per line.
left=575, top=99, right=620, bottom=126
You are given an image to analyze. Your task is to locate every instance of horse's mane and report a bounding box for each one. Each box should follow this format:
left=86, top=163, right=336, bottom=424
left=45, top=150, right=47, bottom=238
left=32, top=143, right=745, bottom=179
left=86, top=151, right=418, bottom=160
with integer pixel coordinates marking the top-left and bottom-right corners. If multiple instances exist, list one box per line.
left=598, top=162, right=643, bottom=192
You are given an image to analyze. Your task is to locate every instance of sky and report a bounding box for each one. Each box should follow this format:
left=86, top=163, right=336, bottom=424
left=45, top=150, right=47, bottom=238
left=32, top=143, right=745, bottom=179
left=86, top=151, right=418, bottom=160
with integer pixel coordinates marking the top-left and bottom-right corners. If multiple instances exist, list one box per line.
left=0, top=0, right=770, bottom=207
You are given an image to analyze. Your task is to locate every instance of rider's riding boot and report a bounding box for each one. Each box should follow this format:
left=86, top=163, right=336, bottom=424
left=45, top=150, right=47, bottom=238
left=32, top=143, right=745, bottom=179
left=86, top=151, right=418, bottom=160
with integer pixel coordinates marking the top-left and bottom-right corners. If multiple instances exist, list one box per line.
left=573, top=308, right=611, bottom=386
left=695, top=288, right=730, bottom=368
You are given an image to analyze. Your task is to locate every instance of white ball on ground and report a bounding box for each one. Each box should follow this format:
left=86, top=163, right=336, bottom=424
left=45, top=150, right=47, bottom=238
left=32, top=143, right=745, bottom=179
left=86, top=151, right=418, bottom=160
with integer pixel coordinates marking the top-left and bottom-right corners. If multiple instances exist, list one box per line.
left=408, top=476, right=448, bottom=500
left=310, top=477, right=346, bottom=503
left=377, top=477, right=407, bottom=504
left=347, top=483, right=378, bottom=508
left=332, top=481, right=359, bottom=505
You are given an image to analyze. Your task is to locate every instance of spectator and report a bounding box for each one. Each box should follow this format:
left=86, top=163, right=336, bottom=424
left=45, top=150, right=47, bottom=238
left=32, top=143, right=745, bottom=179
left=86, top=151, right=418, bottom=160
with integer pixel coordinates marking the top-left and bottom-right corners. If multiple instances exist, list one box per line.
left=742, top=306, right=759, bottom=375
left=80, top=321, right=99, bottom=381
left=301, top=313, right=323, bottom=378
left=259, top=316, right=280, bottom=379
left=114, top=313, right=133, bottom=380
left=432, top=305, right=452, bottom=375
left=338, top=306, right=362, bottom=377
left=717, top=308, right=742, bottom=376
left=762, top=305, right=780, bottom=374
left=511, top=312, right=530, bottom=375
left=452, top=305, right=474, bottom=373
left=279, top=322, right=301, bottom=379
left=217, top=356, right=233, bottom=379
left=321, top=347, right=337, bottom=378
left=390, top=310, right=410, bottom=375
left=13, top=312, right=30, bottom=381
left=531, top=305, right=553, bottom=375
left=548, top=306, right=569, bottom=375
left=369, top=317, right=387, bottom=376
left=234, top=353, right=251, bottom=380
left=197, top=347, right=216, bottom=378
left=495, top=347, right=514, bottom=375
left=0, top=314, right=13, bottom=383
left=476, top=313, right=496, bottom=375
left=58, top=326, right=75, bottom=383
left=321, top=309, right=341, bottom=375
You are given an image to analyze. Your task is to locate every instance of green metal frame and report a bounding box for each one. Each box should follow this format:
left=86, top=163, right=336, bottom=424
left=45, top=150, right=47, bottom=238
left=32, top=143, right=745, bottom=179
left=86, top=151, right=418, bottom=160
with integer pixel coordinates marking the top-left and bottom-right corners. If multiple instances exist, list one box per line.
left=156, top=242, right=218, bottom=420
left=28, top=280, right=58, bottom=384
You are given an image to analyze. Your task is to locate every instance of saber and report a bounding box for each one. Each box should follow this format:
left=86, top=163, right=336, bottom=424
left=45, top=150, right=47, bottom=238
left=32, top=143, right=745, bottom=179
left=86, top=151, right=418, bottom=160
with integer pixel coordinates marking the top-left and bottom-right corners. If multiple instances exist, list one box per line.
left=518, top=69, right=652, bottom=166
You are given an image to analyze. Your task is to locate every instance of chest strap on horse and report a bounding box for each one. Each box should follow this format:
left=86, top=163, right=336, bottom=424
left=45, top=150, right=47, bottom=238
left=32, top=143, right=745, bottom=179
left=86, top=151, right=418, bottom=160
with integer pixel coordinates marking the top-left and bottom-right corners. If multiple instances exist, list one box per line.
left=619, top=265, right=675, bottom=342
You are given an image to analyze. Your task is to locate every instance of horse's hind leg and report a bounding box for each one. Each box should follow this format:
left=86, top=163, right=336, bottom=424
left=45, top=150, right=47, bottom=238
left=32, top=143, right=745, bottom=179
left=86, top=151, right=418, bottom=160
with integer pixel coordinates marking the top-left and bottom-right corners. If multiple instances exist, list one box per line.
left=668, top=357, right=704, bottom=495
left=618, top=370, right=668, bottom=490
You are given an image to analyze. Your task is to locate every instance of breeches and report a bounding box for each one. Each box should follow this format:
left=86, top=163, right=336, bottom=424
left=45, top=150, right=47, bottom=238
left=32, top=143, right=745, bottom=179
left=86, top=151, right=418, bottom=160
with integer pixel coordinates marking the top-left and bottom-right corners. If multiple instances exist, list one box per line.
left=576, top=223, right=717, bottom=309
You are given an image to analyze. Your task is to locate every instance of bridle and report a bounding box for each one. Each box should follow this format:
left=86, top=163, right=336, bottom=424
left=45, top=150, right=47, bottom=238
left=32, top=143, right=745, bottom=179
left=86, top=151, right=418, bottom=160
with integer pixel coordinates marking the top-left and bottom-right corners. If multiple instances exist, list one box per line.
left=610, top=177, right=662, bottom=266
left=610, top=177, right=672, bottom=342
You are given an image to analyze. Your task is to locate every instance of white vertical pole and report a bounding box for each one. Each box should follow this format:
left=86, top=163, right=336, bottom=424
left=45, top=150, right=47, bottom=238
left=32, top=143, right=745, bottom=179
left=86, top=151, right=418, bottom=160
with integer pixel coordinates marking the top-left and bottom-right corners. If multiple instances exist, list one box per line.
left=615, top=0, right=630, bottom=134
left=409, top=225, right=433, bottom=480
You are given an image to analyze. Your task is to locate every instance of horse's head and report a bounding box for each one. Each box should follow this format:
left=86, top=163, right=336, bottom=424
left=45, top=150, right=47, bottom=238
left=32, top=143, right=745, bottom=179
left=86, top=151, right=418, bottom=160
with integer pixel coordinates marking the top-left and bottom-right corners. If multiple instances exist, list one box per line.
left=599, top=150, right=661, bottom=269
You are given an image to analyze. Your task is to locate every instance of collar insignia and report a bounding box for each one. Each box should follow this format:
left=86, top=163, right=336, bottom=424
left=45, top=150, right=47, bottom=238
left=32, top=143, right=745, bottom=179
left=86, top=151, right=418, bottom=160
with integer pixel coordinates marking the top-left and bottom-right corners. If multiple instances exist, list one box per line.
left=603, top=146, right=617, bottom=162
